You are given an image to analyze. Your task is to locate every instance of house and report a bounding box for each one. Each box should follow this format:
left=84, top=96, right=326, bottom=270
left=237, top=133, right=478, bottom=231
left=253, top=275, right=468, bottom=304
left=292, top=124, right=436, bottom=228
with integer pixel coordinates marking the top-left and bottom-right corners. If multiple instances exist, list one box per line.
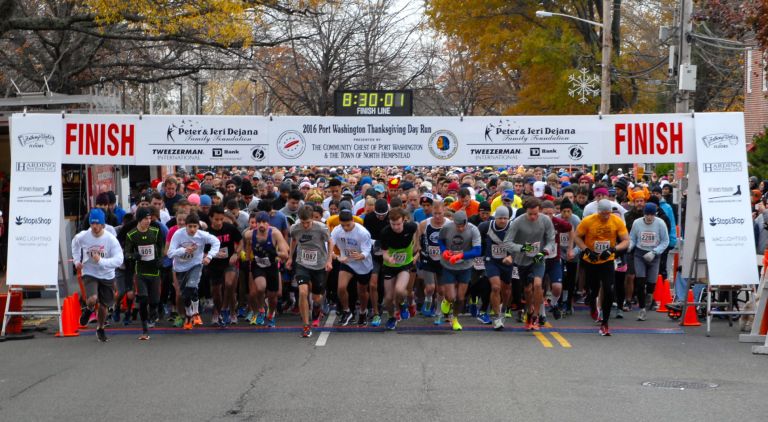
left=745, top=47, right=768, bottom=144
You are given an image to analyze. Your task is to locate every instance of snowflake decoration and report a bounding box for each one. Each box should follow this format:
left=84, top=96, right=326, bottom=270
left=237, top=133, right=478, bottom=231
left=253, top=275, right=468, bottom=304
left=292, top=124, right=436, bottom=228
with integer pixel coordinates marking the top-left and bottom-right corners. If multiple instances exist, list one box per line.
left=568, top=68, right=600, bottom=104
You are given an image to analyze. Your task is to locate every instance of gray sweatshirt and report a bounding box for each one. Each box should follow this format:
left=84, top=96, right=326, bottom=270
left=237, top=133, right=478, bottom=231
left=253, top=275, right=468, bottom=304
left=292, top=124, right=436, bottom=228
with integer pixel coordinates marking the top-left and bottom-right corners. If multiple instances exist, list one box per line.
left=629, top=217, right=669, bottom=255
left=503, top=214, right=556, bottom=266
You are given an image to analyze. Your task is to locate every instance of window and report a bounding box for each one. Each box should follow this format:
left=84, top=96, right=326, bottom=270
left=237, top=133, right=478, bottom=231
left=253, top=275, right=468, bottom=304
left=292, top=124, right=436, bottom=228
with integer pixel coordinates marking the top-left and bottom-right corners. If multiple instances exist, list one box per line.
left=763, top=52, right=767, bottom=92
left=747, top=49, right=752, bottom=94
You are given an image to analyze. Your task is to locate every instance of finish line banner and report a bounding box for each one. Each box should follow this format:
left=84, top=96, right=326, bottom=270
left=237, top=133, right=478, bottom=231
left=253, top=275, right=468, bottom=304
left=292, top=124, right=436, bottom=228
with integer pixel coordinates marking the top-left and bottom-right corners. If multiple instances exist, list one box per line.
left=694, top=113, right=758, bottom=286
left=9, top=112, right=709, bottom=166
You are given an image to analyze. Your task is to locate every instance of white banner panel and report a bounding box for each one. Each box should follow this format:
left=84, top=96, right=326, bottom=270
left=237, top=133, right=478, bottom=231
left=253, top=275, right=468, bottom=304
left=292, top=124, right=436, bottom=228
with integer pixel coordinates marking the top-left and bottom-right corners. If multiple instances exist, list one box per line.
left=62, top=114, right=138, bottom=164
left=694, top=113, right=758, bottom=285
left=602, top=113, right=695, bottom=164
left=266, top=116, right=607, bottom=166
left=134, top=116, right=270, bottom=166
left=7, top=115, right=64, bottom=286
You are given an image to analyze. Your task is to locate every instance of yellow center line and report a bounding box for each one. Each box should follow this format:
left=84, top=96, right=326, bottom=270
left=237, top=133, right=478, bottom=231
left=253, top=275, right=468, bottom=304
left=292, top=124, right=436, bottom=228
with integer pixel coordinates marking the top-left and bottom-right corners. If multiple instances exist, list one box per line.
left=544, top=322, right=553, bottom=328
left=549, top=332, right=572, bottom=348
left=533, top=331, right=553, bottom=348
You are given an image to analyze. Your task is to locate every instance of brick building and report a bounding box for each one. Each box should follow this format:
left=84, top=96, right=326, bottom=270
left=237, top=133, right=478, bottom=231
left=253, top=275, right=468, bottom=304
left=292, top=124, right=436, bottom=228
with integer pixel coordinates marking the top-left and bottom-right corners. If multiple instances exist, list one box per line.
left=745, top=47, right=768, bottom=143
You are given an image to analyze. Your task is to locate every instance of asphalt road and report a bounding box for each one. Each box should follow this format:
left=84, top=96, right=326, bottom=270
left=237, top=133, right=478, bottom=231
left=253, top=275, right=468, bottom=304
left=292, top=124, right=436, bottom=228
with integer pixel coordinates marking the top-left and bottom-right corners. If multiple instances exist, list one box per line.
left=1, top=307, right=767, bottom=422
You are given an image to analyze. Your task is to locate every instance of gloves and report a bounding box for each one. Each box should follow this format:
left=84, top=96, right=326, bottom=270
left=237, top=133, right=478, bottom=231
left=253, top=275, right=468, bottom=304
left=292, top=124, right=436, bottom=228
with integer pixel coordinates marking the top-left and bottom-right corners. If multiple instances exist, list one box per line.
left=442, top=250, right=454, bottom=261
left=521, top=243, right=534, bottom=253
left=643, top=251, right=656, bottom=263
left=449, top=252, right=464, bottom=265
left=583, top=249, right=599, bottom=262
left=532, top=253, right=545, bottom=264
left=599, top=247, right=615, bottom=261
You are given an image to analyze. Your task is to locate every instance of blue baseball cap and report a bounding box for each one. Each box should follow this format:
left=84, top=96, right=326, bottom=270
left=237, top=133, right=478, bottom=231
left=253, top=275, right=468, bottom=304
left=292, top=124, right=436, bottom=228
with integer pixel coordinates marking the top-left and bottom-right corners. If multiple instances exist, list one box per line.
left=199, top=194, right=212, bottom=206
left=374, top=184, right=386, bottom=193
left=502, top=189, right=515, bottom=201
left=89, top=208, right=105, bottom=225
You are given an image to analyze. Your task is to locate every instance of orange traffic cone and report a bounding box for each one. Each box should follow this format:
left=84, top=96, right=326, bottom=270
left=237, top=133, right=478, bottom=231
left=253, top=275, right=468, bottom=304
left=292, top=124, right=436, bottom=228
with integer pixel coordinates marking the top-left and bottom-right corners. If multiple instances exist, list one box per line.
left=652, top=274, right=663, bottom=304
left=760, top=298, right=768, bottom=336
left=681, top=289, right=701, bottom=327
left=656, top=278, right=672, bottom=313
left=56, top=296, right=80, bottom=337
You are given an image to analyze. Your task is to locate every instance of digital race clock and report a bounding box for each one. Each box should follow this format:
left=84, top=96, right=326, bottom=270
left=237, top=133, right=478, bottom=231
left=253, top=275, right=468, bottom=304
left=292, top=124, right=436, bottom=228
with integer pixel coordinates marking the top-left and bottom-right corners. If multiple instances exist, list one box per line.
left=334, top=90, right=413, bottom=116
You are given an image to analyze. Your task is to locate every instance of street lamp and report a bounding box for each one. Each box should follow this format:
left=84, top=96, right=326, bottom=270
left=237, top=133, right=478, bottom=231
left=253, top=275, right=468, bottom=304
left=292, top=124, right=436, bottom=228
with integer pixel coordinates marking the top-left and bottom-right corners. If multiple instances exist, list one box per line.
left=536, top=2, right=612, bottom=115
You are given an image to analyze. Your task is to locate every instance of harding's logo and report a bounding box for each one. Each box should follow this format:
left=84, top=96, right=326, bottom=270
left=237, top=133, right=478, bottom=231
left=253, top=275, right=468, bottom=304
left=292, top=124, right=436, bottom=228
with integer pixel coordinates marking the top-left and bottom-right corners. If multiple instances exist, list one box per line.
left=703, top=162, right=741, bottom=173
left=16, top=162, right=57, bottom=173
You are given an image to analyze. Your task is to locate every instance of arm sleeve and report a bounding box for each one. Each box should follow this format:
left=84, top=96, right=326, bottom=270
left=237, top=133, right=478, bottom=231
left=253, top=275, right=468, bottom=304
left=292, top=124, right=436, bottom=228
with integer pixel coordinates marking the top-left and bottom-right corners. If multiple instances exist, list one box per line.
left=462, top=226, right=483, bottom=259
left=654, top=222, right=670, bottom=255
left=360, top=230, right=372, bottom=259
left=503, top=220, right=523, bottom=253
left=628, top=223, right=637, bottom=251
left=167, top=231, right=187, bottom=258
left=543, top=219, right=557, bottom=256
left=71, top=233, right=82, bottom=264
left=124, top=233, right=136, bottom=260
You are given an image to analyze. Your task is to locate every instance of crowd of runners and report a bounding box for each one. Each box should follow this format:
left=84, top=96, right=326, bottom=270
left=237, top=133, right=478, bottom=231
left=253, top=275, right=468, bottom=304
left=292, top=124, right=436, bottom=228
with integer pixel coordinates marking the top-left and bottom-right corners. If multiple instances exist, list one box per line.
left=71, top=165, right=684, bottom=341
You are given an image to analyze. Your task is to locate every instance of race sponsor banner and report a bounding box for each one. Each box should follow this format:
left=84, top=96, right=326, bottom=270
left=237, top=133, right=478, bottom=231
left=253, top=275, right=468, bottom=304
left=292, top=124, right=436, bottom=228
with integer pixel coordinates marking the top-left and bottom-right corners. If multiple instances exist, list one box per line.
left=267, top=115, right=607, bottom=166
left=63, top=114, right=138, bottom=164
left=133, top=116, right=270, bottom=166
left=8, top=114, right=63, bottom=286
left=694, top=113, right=758, bottom=285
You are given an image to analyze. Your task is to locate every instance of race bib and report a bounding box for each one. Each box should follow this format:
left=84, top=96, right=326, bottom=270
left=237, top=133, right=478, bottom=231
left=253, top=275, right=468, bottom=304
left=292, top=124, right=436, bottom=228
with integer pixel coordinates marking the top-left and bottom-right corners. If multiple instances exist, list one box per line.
left=473, top=256, right=485, bottom=270
left=491, top=244, right=506, bottom=259
left=559, top=233, right=570, bottom=246
left=300, top=249, right=319, bottom=266
left=428, top=246, right=441, bottom=261
left=593, top=240, right=610, bottom=253
left=343, top=248, right=357, bottom=258
left=138, top=244, right=155, bottom=261
left=511, top=265, right=520, bottom=280
left=217, top=247, right=229, bottom=258
left=639, top=231, right=656, bottom=248
left=255, top=256, right=271, bottom=268
left=526, top=242, right=541, bottom=257
left=179, top=242, right=195, bottom=262
left=391, top=252, right=407, bottom=264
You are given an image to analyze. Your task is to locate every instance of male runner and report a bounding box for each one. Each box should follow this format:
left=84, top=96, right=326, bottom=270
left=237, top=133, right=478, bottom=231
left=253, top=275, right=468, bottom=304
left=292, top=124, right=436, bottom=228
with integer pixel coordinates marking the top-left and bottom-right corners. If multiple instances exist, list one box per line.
left=244, top=211, right=290, bottom=327
left=575, top=199, right=630, bottom=336
left=124, top=207, right=165, bottom=340
left=331, top=209, right=374, bottom=326
left=73, top=209, right=124, bottom=342
left=167, top=213, right=221, bottom=330
left=478, top=206, right=512, bottom=330
left=416, top=200, right=447, bottom=317
left=628, top=202, right=669, bottom=321
left=286, top=205, right=333, bottom=338
left=206, top=205, right=243, bottom=326
left=379, top=208, right=420, bottom=330
left=540, top=200, right=572, bottom=321
left=503, top=198, right=556, bottom=331
left=438, top=210, right=482, bottom=331
left=363, top=198, right=391, bottom=326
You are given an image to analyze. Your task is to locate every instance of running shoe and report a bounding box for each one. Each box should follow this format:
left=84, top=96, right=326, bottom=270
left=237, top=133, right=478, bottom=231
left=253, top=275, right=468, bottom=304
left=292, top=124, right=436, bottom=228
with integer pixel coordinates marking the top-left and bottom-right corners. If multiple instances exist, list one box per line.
left=637, top=309, right=647, bottom=321
left=246, top=310, right=254, bottom=322
left=237, top=307, right=247, bottom=318
left=312, top=314, right=322, bottom=328
left=371, top=314, right=382, bottom=327
left=385, top=317, right=397, bottom=330
left=615, top=309, right=624, bottom=319
left=552, top=306, right=562, bottom=320
left=421, top=302, right=433, bottom=317
left=138, top=333, right=150, bottom=341
left=452, top=317, right=462, bottom=331
left=230, top=315, right=238, bottom=325
left=596, top=309, right=604, bottom=324
left=394, top=309, right=401, bottom=321
left=89, top=312, right=98, bottom=324
left=515, top=310, right=523, bottom=323
left=590, top=308, right=599, bottom=322
left=524, top=313, right=533, bottom=331
left=112, top=307, right=121, bottom=323
left=183, top=318, right=193, bottom=330
left=622, top=301, right=631, bottom=312
left=167, top=311, right=178, bottom=322
left=192, top=314, right=203, bottom=326
left=256, top=311, right=266, bottom=325
left=357, top=311, right=368, bottom=326
left=400, top=303, right=410, bottom=321
left=433, top=314, right=443, bottom=325
left=440, top=299, right=451, bottom=315
left=505, top=309, right=514, bottom=319
left=173, top=315, right=184, bottom=328
left=477, top=312, right=492, bottom=325
left=539, top=314, right=547, bottom=325
left=210, top=315, right=222, bottom=327
left=599, top=323, right=612, bottom=336
left=147, top=320, right=156, bottom=329
left=469, top=298, right=478, bottom=317
left=341, top=311, right=354, bottom=326
left=531, top=315, right=541, bottom=331
left=493, top=317, right=504, bottom=331
left=409, top=303, right=417, bottom=319
left=221, top=309, right=231, bottom=325
left=96, top=328, right=108, bottom=342
left=79, top=307, right=93, bottom=327
left=249, top=314, right=259, bottom=325
left=267, top=315, right=276, bottom=328
left=302, top=325, right=312, bottom=338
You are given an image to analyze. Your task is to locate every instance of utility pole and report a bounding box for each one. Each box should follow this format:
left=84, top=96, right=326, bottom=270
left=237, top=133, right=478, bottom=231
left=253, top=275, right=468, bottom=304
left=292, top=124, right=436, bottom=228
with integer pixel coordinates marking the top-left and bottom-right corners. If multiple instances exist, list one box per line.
left=675, top=0, right=694, bottom=113
left=600, top=0, right=612, bottom=115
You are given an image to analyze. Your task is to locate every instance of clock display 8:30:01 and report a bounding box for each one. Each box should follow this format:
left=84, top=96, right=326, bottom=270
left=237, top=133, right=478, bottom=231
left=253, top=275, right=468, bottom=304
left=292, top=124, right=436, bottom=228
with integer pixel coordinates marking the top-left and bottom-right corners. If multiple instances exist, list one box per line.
left=341, top=92, right=406, bottom=107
